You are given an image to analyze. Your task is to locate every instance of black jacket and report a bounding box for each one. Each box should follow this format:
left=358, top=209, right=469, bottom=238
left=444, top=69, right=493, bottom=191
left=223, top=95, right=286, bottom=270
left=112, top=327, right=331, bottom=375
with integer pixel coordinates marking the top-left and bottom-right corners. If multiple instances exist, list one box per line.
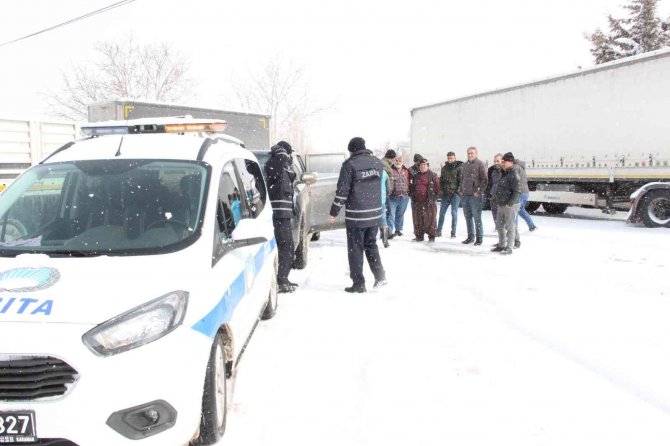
left=493, top=167, right=520, bottom=207
left=330, top=149, right=384, bottom=228
left=440, top=161, right=463, bottom=195
left=264, top=145, right=296, bottom=219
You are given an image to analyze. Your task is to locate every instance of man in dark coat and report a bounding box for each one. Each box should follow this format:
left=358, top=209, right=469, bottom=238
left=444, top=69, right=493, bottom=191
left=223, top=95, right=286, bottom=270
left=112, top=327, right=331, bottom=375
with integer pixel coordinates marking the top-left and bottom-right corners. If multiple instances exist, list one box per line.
left=437, top=151, right=463, bottom=238
left=491, top=152, right=520, bottom=255
left=410, top=158, right=440, bottom=242
left=486, top=153, right=503, bottom=230
left=329, top=137, right=387, bottom=293
left=264, top=140, right=297, bottom=293
left=459, top=146, right=488, bottom=245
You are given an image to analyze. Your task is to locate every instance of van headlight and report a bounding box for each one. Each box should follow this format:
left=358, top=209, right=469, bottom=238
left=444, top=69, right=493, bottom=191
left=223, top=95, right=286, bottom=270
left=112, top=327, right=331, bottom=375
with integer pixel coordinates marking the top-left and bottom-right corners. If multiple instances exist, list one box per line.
left=82, top=291, right=188, bottom=357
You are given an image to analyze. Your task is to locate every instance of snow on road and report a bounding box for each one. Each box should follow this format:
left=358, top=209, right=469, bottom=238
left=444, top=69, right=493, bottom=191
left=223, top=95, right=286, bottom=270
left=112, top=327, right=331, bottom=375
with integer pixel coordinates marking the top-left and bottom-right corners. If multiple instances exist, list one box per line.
left=224, top=209, right=670, bottom=446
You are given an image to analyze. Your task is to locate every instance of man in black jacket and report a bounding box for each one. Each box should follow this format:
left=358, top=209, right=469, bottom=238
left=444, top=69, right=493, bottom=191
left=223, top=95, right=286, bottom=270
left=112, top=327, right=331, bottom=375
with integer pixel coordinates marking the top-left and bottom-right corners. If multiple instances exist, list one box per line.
left=264, top=141, right=298, bottom=292
left=491, top=152, right=520, bottom=255
left=329, top=137, right=387, bottom=293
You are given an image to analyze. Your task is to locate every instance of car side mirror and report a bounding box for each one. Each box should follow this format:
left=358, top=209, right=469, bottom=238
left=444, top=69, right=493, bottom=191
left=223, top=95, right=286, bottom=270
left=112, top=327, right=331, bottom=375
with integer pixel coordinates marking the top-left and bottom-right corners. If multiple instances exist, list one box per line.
left=301, top=173, right=317, bottom=185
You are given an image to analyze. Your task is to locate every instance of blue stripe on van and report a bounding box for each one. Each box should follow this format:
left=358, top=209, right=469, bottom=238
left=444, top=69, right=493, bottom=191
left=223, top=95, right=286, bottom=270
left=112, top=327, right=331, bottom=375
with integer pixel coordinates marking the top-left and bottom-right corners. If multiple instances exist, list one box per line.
left=191, top=238, right=277, bottom=339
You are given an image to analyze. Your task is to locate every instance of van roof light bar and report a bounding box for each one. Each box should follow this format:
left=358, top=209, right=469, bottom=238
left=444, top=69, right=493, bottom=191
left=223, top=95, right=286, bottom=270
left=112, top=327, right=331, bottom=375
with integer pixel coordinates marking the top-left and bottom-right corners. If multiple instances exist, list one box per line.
left=81, top=119, right=228, bottom=136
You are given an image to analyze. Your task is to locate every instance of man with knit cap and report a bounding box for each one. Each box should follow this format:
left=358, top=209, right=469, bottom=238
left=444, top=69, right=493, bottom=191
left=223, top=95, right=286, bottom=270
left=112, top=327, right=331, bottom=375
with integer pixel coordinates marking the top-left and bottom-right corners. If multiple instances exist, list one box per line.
left=329, top=137, right=387, bottom=293
left=264, top=140, right=298, bottom=293
left=491, top=152, right=520, bottom=255
left=410, top=158, right=440, bottom=241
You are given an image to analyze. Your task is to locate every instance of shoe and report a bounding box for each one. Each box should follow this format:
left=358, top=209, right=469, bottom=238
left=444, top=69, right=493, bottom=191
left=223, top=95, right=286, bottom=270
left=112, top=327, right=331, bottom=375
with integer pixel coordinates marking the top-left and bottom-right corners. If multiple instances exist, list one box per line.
left=395, top=231, right=402, bottom=236
left=287, top=281, right=299, bottom=287
left=412, top=237, right=425, bottom=242
left=373, top=278, right=388, bottom=288
left=383, top=240, right=390, bottom=248
left=514, top=240, right=521, bottom=249
left=450, top=232, right=456, bottom=238
left=462, top=238, right=474, bottom=244
left=491, top=245, right=504, bottom=252
left=387, top=233, right=395, bottom=240
left=428, top=237, right=435, bottom=242
left=278, top=283, right=296, bottom=293
left=501, top=247, right=513, bottom=255
left=436, top=231, right=442, bottom=237
left=474, top=239, right=483, bottom=246
left=345, top=283, right=366, bottom=293
left=529, top=225, right=537, bottom=232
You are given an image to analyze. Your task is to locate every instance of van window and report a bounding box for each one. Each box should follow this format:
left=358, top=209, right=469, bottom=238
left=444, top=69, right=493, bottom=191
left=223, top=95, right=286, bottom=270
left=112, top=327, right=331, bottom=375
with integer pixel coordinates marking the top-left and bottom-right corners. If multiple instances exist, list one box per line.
left=235, top=158, right=266, bottom=218
left=216, top=162, right=244, bottom=240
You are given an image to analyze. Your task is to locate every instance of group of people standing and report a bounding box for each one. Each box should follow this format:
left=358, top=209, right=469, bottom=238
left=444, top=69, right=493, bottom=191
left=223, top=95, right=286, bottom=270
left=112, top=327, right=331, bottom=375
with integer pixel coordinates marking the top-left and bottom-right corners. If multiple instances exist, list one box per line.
left=267, top=136, right=539, bottom=295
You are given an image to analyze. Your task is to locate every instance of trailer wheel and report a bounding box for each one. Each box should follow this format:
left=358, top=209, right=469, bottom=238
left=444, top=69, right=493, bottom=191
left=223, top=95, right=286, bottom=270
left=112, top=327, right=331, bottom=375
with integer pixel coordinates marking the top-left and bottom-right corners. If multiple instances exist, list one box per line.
left=311, top=232, right=321, bottom=241
left=542, top=203, right=568, bottom=214
left=525, top=201, right=541, bottom=213
left=640, top=190, right=670, bottom=228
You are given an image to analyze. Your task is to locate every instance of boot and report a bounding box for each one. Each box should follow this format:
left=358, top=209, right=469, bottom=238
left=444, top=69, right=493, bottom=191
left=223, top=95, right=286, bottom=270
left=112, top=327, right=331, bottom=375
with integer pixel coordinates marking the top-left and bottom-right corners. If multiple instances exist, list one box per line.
left=278, top=283, right=296, bottom=293
left=373, top=278, right=388, bottom=288
left=345, top=283, right=366, bottom=293
left=491, top=245, right=504, bottom=252
left=474, top=238, right=483, bottom=246
left=382, top=228, right=390, bottom=248
left=514, top=240, right=521, bottom=249
left=462, top=237, right=474, bottom=244
left=450, top=231, right=456, bottom=238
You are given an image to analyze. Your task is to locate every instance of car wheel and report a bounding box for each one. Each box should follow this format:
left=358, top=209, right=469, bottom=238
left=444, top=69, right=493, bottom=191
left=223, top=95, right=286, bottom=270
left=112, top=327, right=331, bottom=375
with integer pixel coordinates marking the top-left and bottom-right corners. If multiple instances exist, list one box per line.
left=542, top=202, right=568, bottom=214
left=262, top=257, right=278, bottom=320
left=292, top=219, right=309, bottom=270
left=310, top=231, right=321, bottom=241
left=194, top=333, right=227, bottom=445
left=640, top=190, right=670, bottom=228
left=525, top=201, right=541, bottom=213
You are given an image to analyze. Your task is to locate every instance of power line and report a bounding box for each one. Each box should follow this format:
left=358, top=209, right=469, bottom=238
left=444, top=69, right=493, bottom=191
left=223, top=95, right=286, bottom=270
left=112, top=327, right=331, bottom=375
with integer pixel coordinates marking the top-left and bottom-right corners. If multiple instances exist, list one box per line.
left=0, top=0, right=137, bottom=48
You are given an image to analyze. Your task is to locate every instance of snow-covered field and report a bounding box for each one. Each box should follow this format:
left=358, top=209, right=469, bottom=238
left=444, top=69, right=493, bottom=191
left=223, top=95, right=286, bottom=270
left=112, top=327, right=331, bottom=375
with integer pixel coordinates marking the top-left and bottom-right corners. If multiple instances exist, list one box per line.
left=224, top=208, right=670, bottom=446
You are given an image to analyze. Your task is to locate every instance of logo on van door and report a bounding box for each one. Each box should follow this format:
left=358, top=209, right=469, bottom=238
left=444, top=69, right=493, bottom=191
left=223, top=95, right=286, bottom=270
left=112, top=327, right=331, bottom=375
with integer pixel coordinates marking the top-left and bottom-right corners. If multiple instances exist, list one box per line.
left=0, top=267, right=61, bottom=293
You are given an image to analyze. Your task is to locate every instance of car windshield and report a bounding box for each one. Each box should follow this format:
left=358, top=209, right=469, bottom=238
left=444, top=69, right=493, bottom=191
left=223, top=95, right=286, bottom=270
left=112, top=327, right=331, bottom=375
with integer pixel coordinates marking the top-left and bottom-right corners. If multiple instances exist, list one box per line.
left=0, top=159, right=209, bottom=257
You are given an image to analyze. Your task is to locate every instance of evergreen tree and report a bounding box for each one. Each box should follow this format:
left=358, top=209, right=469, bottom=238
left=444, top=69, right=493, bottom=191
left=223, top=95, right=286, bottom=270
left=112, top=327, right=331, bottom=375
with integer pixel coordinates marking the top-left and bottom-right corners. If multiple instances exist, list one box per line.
left=586, top=0, right=670, bottom=64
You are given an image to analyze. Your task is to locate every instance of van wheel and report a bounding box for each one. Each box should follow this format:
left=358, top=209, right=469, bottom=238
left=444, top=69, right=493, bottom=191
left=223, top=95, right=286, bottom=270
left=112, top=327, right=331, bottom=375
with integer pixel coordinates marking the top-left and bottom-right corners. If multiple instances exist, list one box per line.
left=310, top=232, right=321, bottom=241
left=262, top=259, right=278, bottom=320
left=542, top=203, right=568, bottom=214
left=193, top=333, right=227, bottom=445
left=525, top=201, right=541, bottom=213
left=293, top=219, right=309, bottom=270
left=640, top=190, right=670, bottom=228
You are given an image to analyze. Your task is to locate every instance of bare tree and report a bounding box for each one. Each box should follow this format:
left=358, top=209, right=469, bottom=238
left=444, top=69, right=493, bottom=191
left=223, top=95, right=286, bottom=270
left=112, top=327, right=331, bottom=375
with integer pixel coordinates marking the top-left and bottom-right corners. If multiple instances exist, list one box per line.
left=45, top=33, right=193, bottom=120
left=230, top=55, right=328, bottom=151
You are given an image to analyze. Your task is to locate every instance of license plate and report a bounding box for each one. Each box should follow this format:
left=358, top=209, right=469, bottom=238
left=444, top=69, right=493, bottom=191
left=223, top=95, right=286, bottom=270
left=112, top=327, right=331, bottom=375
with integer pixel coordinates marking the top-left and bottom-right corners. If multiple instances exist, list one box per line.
left=0, top=411, right=36, bottom=443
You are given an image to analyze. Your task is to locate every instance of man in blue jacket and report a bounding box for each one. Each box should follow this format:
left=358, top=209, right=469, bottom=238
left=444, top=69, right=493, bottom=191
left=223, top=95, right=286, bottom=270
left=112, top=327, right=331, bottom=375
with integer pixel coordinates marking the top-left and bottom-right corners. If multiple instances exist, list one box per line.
left=264, top=141, right=298, bottom=293
left=329, top=137, right=387, bottom=293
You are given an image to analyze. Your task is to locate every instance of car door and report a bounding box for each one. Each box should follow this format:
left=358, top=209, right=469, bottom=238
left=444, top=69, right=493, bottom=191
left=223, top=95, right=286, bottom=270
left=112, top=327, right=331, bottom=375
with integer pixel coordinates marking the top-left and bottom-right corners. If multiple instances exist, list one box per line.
left=210, top=160, right=258, bottom=355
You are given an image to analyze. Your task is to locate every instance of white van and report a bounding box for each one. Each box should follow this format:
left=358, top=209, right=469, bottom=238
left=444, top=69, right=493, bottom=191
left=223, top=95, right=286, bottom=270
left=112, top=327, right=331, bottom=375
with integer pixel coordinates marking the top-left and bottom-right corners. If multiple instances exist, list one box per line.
left=0, top=118, right=278, bottom=445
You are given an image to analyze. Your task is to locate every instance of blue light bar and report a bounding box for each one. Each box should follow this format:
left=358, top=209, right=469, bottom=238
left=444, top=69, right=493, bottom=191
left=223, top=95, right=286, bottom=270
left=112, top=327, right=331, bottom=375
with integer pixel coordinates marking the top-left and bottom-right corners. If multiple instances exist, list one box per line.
left=81, top=126, right=130, bottom=136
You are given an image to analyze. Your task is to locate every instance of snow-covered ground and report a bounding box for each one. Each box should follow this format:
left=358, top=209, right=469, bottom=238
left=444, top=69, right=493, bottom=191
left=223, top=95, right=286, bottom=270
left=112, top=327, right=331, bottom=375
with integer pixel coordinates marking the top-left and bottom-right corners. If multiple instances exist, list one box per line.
left=223, top=208, right=670, bottom=446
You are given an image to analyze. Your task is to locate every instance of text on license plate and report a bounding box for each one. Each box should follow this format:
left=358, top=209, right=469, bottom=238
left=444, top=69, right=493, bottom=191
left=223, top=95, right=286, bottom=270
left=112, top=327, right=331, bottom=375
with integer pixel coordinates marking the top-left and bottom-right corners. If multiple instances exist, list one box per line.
left=0, top=411, right=36, bottom=443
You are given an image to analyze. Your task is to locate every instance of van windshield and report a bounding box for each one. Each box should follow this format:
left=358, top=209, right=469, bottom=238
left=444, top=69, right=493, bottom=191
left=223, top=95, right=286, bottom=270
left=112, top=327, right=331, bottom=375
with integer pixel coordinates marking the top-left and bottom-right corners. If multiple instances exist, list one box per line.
left=0, top=160, right=209, bottom=257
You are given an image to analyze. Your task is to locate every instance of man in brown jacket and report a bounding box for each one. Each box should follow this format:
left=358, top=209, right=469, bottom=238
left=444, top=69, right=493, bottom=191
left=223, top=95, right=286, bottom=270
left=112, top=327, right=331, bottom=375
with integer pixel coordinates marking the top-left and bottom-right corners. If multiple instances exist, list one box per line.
left=459, top=147, right=488, bottom=245
left=410, top=158, right=440, bottom=242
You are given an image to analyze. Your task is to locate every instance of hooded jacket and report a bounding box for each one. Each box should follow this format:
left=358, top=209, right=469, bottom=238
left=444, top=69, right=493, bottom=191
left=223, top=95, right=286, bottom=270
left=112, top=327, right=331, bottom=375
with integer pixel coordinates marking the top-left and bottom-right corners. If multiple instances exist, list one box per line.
left=330, top=149, right=384, bottom=228
left=440, top=161, right=464, bottom=195
left=264, top=144, right=296, bottom=219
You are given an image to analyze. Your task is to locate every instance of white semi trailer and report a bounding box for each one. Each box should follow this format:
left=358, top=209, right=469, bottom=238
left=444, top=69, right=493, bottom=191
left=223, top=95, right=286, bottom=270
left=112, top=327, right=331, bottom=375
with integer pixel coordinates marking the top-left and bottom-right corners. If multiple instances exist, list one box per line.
left=411, top=48, right=670, bottom=227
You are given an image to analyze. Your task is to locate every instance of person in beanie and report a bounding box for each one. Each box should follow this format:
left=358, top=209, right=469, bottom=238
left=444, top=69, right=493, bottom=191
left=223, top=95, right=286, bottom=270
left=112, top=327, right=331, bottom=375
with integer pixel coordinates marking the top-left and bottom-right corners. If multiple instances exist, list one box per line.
left=381, top=149, right=396, bottom=190
left=437, top=151, right=463, bottom=238
left=409, top=158, right=440, bottom=241
left=459, top=146, right=488, bottom=245
left=491, top=152, right=520, bottom=255
left=409, top=153, right=423, bottom=179
left=388, top=155, right=410, bottom=237
left=329, top=137, right=387, bottom=293
left=264, top=140, right=298, bottom=292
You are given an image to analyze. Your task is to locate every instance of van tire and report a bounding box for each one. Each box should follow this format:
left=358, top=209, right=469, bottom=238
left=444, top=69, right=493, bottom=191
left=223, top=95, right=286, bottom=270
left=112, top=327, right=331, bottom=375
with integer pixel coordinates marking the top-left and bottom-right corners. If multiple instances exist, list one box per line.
left=262, top=260, right=278, bottom=320
left=194, top=333, right=227, bottom=445
left=311, top=232, right=321, bottom=241
left=640, top=190, right=670, bottom=228
left=293, top=219, right=309, bottom=270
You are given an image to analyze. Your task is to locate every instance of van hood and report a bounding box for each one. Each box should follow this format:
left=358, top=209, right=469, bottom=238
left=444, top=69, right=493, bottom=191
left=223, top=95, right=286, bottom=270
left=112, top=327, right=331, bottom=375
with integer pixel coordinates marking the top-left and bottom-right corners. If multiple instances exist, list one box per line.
left=0, top=253, right=201, bottom=325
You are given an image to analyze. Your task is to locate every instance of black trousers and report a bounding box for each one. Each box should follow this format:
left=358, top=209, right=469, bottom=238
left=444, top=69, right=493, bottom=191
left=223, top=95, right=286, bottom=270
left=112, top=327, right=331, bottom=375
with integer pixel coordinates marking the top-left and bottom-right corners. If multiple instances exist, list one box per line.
left=273, top=216, right=294, bottom=284
left=346, top=226, right=385, bottom=286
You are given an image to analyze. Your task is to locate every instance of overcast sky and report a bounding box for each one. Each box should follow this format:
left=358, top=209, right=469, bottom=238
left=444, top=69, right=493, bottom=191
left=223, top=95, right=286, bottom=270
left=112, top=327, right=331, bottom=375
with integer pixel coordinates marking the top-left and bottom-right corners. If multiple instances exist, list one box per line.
left=1, top=0, right=668, bottom=153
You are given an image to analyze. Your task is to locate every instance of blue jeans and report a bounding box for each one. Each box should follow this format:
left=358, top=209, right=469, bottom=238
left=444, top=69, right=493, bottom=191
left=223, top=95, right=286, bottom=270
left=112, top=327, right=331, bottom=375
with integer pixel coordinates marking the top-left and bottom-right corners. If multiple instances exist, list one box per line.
left=437, top=193, right=461, bottom=235
left=462, top=195, right=484, bottom=240
left=517, top=192, right=536, bottom=229
left=388, top=195, right=410, bottom=234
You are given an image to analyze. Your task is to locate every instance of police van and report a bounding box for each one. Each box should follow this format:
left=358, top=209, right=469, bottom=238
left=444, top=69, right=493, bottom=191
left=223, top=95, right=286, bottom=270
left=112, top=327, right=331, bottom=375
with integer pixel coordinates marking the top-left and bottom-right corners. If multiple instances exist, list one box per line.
left=0, top=118, right=278, bottom=445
